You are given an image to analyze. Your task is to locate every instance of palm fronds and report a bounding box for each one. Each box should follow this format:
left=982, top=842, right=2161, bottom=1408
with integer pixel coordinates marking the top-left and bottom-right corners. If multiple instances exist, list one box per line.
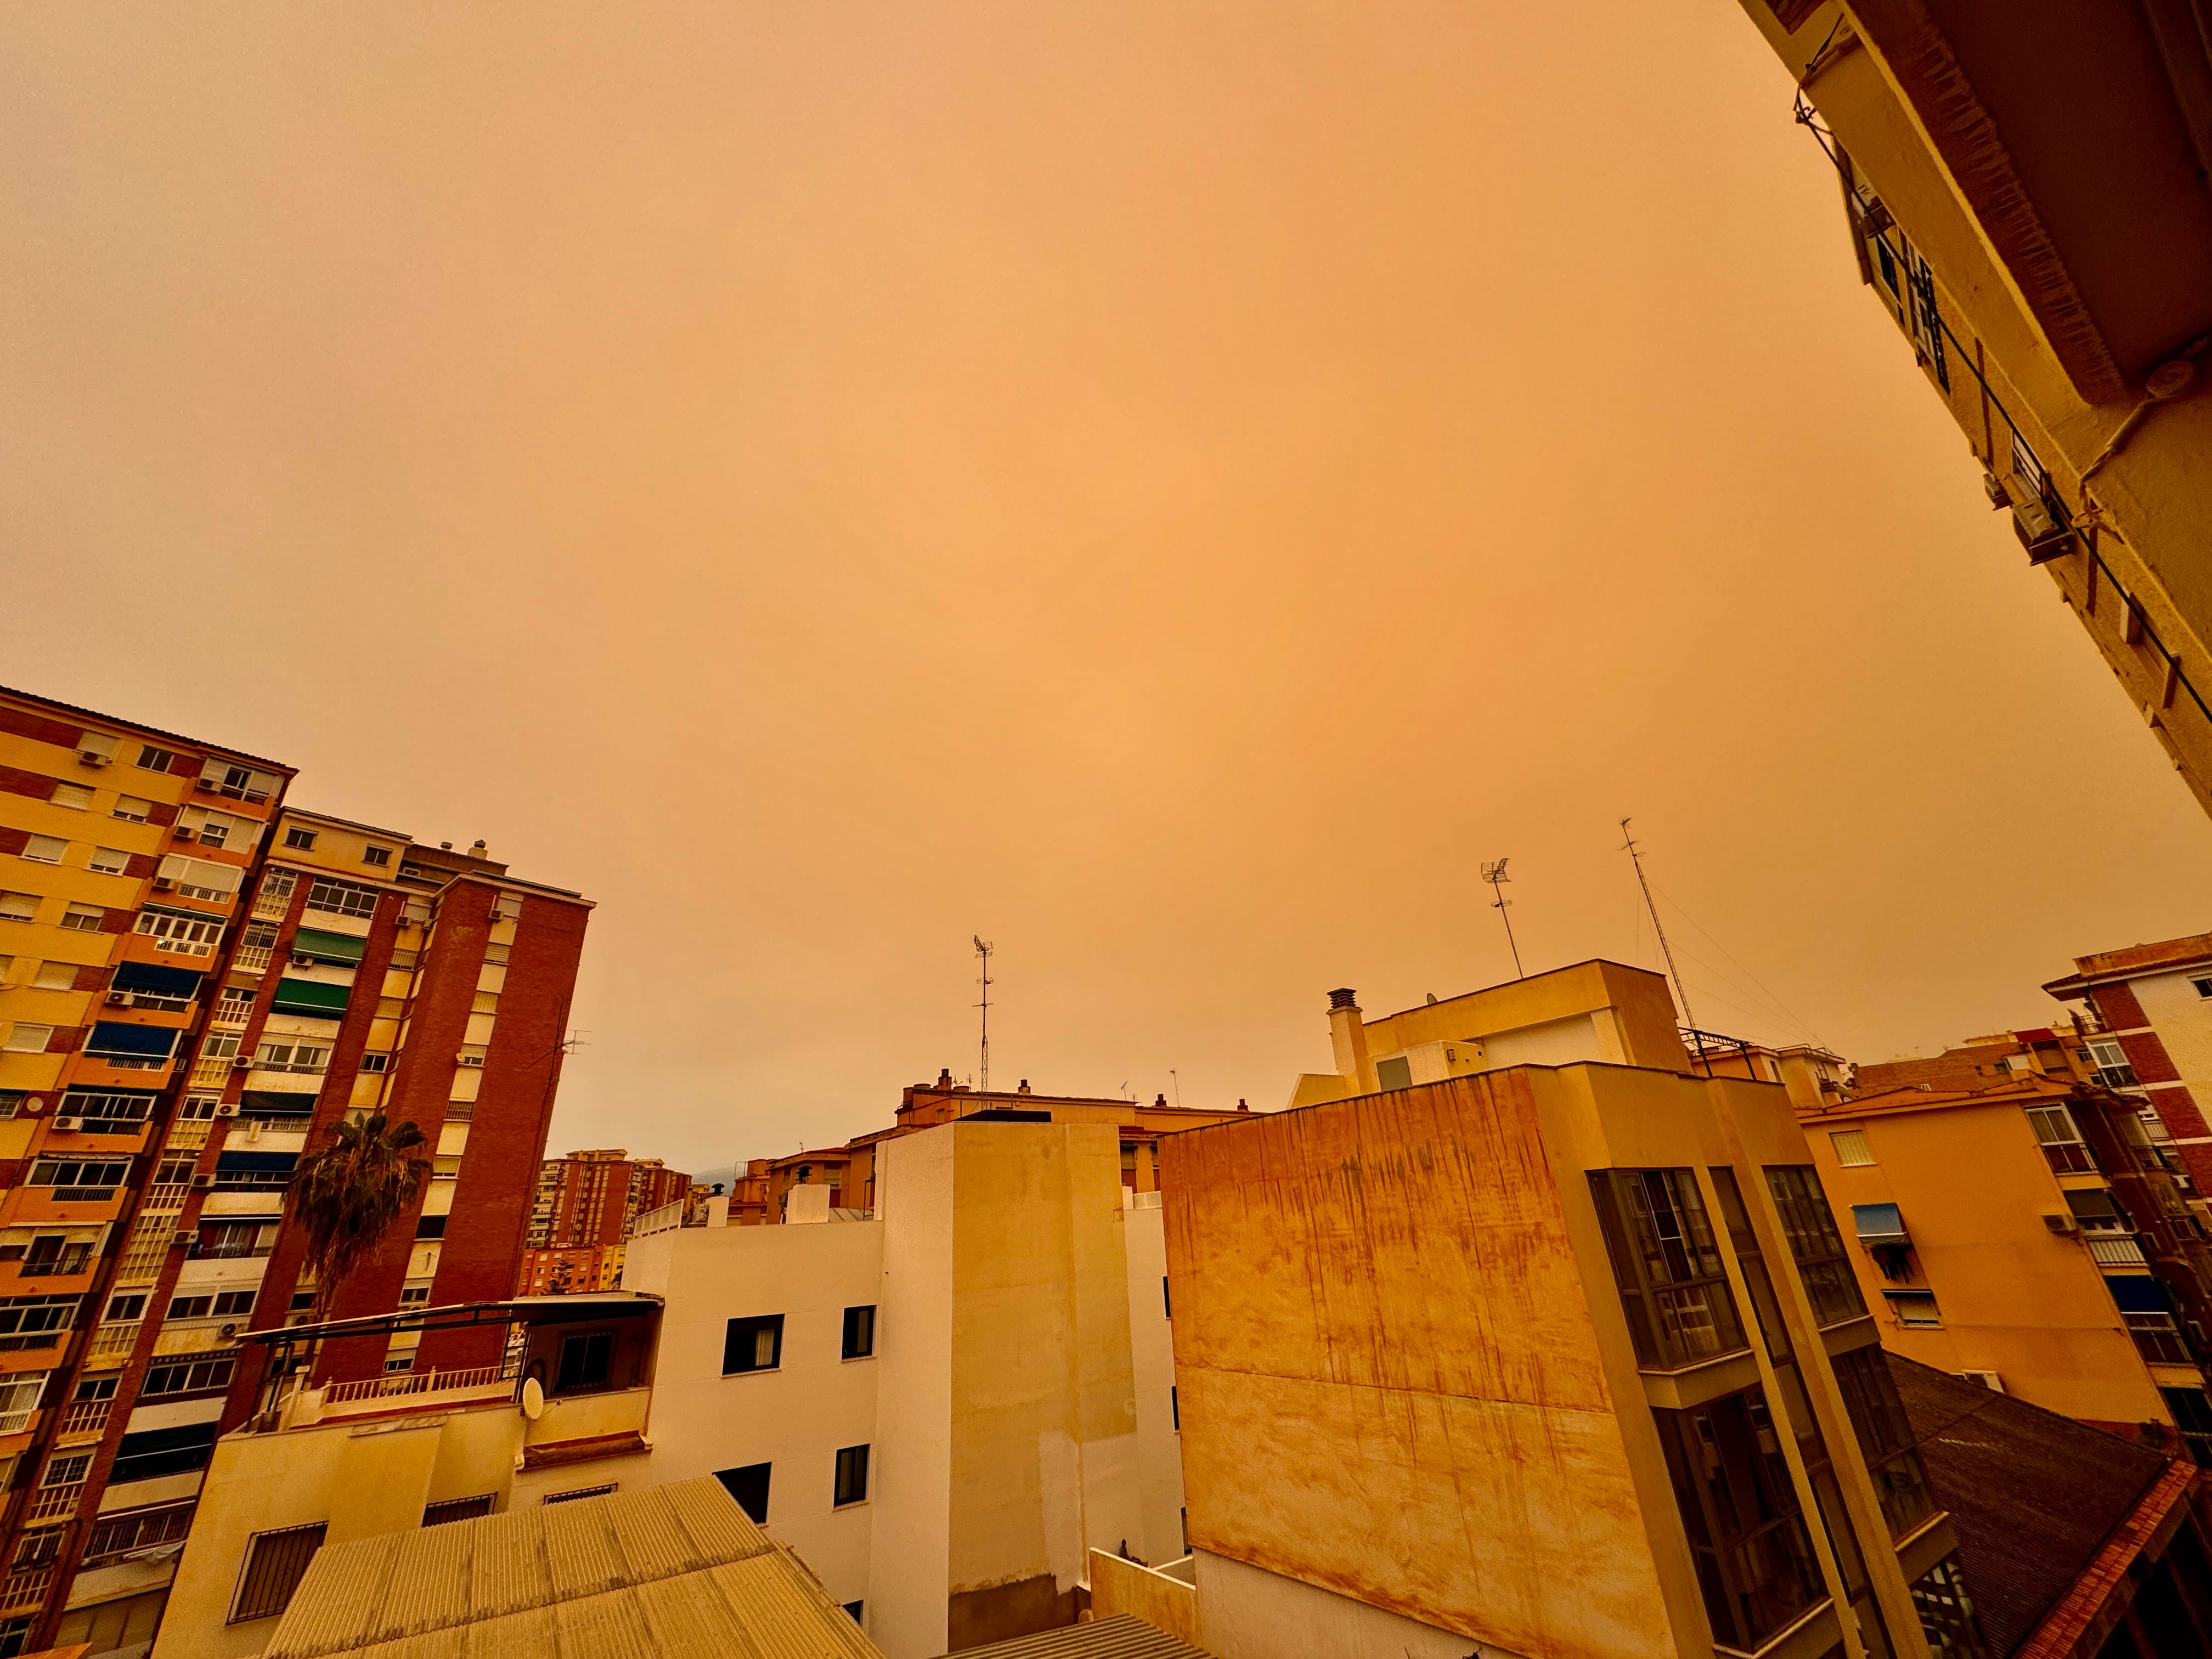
left=284, top=1111, right=432, bottom=1317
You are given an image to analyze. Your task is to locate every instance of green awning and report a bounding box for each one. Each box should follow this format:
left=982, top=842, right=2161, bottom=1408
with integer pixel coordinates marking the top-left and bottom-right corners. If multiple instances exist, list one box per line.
left=270, top=979, right=350, bottom=1017
left=290, top=928, right=365, bottom=967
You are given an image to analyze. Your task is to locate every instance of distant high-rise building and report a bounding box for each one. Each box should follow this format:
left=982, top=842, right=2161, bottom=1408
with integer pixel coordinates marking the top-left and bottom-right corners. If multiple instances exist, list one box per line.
left=0, top=685, right=594, bottom=1658
left=517, top=1148, right=689, bottom=1295
left=1734, top=3, right=2212, bottom=816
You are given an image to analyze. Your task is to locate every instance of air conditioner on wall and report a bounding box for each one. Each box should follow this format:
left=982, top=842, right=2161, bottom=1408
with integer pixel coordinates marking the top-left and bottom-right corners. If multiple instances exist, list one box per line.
left=77, top=751, right=111, bottom=768
left=151, top=878, right=174, bottom=891
left=105, top=992, right=127, bottom=1006
left=171, top=1231, right=195, bottom=1248
left=51, top=1117, right=82, bottom=1132
left=190, top=1174, right=213, bottom=1189
left=213, top=1103, right=239, bottom=1117
left=218, top=1323, right=239, bottom=1342
left=172, top=828, right=194, bottom=842
left=2041, top=1212, right=2077, bottom=1233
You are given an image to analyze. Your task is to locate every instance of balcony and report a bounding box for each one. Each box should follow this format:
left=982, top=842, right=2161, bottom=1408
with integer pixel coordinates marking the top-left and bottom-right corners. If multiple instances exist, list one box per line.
left=285, top=1365, right=516, bottom=1429
left=27, top=1483, right=83, bottom=1523
left=167, top=1120, right=211, bottom=1152
left=188, top=1057, right=233, bottom=1089
left=232, top=944, right=274, bottom=974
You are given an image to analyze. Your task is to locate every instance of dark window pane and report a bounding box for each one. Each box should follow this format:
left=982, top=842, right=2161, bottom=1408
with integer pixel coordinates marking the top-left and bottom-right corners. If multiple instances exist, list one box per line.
left=842, top=1305, right=875, bottom=1360
left=724, top=1314, right=783, bottom=1375
left=230, top=1522, right=326, bottom=1623
left=715, top=1462, right=771, bottom=1524
left=834, top=1443, right=870, bottom=1507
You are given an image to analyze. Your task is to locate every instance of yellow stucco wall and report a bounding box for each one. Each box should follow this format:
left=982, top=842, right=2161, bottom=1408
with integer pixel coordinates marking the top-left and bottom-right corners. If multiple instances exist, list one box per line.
left=1160, top=1071, right=1680, bottom=1659
left=1805, top=1098, right=2169, bottom=1425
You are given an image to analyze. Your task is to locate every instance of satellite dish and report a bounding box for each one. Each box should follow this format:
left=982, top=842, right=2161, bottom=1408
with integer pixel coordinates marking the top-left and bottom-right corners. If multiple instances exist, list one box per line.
left=520, top=1378, right=545, bottom=1420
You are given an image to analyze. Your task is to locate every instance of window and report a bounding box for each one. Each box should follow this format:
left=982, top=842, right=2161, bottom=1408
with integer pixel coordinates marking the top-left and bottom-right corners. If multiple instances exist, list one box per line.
left=0, top=892, right=36, bottom=922
left=1652, top=1386, right=1830, bottom=1653
left=843, top=1601, right=864, bottom=1627
left=88, top=847, right=129, bottom=875
left=2161, top=1387, right=2212, bottom=1465
left=105, top=1294, right=146, bottom=1322
left=229, top=1521, right=325, bottom=1623
left=61, top=1091, right=154, bottom=1132
left=253, top=1041, right=328, bottom=1074
left=20, top=836, right=65, bottom=865
left=1830, top=1345, right=1933, bottom=1536
left=112, top=1419, right=218, bottom=1485
left=0, top=1376, right=44, bottom=1435
left=193, top=813, right=238, bottom=850
left=1884, top=1289, right=1943, bottom=1328
left=48, top=783, right=92, bottom=810
left=362, top=845, right=392, bottom=867
left=303, top=878, right=377, bottom=919
left=415, top=1215, right=447, bottom=1239
left=136, top=907, right=223, bottom=955
left=1171, top=1386, right=1180, bottom=1430
left=43, top=1452, right=92, bottom=1488
left=715, top=1463, right=771, bottom=1523
left=2, top=1025, right=52, bottom=1054
left=20, top=1236, right=90, bottom=1278
left=32, top=962, right=74, bottom=991
left=1765, top=1165, right=1869, bottom=1326
left=1829, top=1129, right=1874, bottom=1166
left=833, top=1443, right=870, bottom=1506
left=2086, top=1040, right=2140, bottom=1092
left=167, top=1291, right=254, bottom=1321
left=1374, top=1055, right=1413, bottom=1090
left=555, top=1330, right=613, bottom=1394
left=2194, top=979, right=2212, bottom=1000
left=1586, top=1169, right=1746, bottom=1369
left=842, top=1305, right=876, bottom=1360
left=111, top=795, right=152, bottom=823
left=724, top=1314, right=784, bottom=1375
left=1163, top=1276, right=1171, bottom=1318
left=27, top=1159, right=128, bottom=1199
left=141, top=1356, right=236, bottom=1397
left=1910, top=1555, right=1989, bottom=1657
left=283, top=827, right=317, bottom=851
left=135, top=747, right=183, bottom=774
left=359, top=1052, right=390, bottom=1074
left=83, top=1503, right=195, bottom=1567
left=422, top=1495, right=495, bottom=1527
left=398, top=1285, right=430, bottom=1306
left=540, top=1484, right=616, bottom=1505
left=59, top=904, right=104, bottom=933
left=2027, top=1105, right=2097, bottom=1173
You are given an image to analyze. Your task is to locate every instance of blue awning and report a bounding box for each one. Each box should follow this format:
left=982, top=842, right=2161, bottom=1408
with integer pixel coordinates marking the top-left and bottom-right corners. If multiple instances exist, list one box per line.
left=1851, top=1203, right=1909, bottom=1243
left=215, top=1151, right=298, bottom=1173
left=112, top=961, right=204, bottom=997
left=83, top=1022, right=178, bottom=1060
left=2106, top=1274, right=2170, bottom=1314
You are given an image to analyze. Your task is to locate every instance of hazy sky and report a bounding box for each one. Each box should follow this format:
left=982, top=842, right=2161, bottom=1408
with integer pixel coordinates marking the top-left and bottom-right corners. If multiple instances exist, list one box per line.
left=7, top=3, right=2209, bottom=1176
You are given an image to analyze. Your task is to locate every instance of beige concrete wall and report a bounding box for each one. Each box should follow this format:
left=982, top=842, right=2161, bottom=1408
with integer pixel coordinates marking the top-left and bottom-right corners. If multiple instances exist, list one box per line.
left=944, top=1121, right=1144, bottom=1651
left=870, top=1125, right=956, bottom=1659
left=1193, top=1549, right=1514, bottom=1659
left=1121, top=1199, right=1185, bottom=1565
left=1161, top=1071, right=1678, bottom=1659
left=1089, top=1548, right=1203, bottom=1649
left=2132, top=969, right=2212, bottom=1140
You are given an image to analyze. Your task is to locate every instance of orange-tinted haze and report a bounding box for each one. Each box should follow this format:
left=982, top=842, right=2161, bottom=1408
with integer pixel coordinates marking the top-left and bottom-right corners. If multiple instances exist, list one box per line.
left=4, top=4, right=2207, bottom=1174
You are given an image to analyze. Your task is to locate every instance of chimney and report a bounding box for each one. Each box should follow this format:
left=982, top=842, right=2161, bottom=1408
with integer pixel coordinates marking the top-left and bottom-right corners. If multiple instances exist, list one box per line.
left=1017, top=1080, right=1032, bottom=1094
left=937, top=1068, right=955, bottom=1090
left=1154, top=1094, right=1168, bottom=1108
left=1328, top=989, right=1375, bottom=1093
left=469, top=839, right=489, bottom=859
left=1238, top=1098, right=1249, bottom=1112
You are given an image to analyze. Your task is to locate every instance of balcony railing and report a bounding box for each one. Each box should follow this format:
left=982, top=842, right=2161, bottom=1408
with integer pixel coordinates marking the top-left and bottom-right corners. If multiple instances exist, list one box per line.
left=141, top=1184, right=192, bottom=1214
left=27, top=1484, right=83, bottom=1523
left=321, top=1364, right=509, bottom=1407
left=55, top=1401, right=109, bottom=1444
left=633, top=1201, right=687, bottom=1238
left=190, top=1243, right=272, bottom=1262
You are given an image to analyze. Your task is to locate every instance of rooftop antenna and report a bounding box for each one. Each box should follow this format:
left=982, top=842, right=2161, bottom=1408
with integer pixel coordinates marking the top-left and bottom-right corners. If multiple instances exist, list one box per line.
left=1620, top=819, right=1708, bottom=1075
left=1479, top=859, right=1523, bottom=979
left=1170, top=1068, right=1182, bottom=1107
left=973, top=936, right=994, bottom=1093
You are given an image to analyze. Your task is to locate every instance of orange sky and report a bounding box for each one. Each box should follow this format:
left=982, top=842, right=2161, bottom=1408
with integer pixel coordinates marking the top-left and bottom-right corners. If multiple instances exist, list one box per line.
left=5, top=3, right=2208, bottom=1176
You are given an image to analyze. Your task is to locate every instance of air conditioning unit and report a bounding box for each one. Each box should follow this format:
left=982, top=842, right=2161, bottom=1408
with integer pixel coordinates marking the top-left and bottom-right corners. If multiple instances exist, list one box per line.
left=213, top=1102, right=240, bottom=1117
left=151, top=878, right=174, bottom=891
left=106, top=991, right=127, bottom=1006
left=229, top=1057, right=252, bottom=1070
left=1954, top=1369, right=2005, bottom=1393
left=193, top=778, right=217, bottom=793
left=1980, top=470, right=2011, bottom=510
left=77, top=750, right=111, bottom=768
left=217, top=1323, right=239, bottom=1342
left=2041, top=1212, right=2077, bottom=1234
left=51, top=1117, right=83, bottom=1132
left=171, top=1231, right=196, bottom=1248
left=289, top=955, right=313, bottom=968
left=190, top=1173, right=214, bottom=1189
left=172, top=828, right=195, bottom=842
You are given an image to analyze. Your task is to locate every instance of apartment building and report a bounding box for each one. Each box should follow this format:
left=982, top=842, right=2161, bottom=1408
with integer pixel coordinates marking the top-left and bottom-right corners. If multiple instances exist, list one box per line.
left=1799, top=1071, right=2212, bottom=1456
left=1733, top=3, right=2212, bottom=816
left=0, top=685, right=596, bottom=1659
left=517, top=1148, right=690, bottom=1295
left=1160, top=968, right=1966, bottom=1659
left=732, top=1075, right=1255, bottom=1226
left=150, top=1293, right=665, bottom=1659
left=2046, top=932, right=2212, bottom=1198
left=621, top=1114, right=1186, bottom=1659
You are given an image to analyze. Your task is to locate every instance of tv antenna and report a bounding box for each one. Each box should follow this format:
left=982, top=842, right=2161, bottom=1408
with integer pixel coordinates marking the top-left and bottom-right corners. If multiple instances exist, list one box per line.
left=1620, top=819, right=1707, bottom=1073
left=1479, top=859, right=1523, bottom=979
left=973, top=936, right=994, bottom=1093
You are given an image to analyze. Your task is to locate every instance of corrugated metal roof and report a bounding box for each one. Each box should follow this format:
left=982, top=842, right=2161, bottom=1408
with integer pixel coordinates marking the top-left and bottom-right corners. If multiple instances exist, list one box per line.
left=262, top=1477, right=872, bottom=1659
left=933, top=1615, right=1212, bottom=1659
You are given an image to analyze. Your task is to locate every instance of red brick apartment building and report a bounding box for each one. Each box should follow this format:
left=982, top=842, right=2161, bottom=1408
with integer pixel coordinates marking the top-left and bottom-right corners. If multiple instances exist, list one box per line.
left=2048, top=934, right=2212, bottom=1199
left=0, top=685, right=591, bottom=1657
left=516, top=1148, right=690, bottom=1295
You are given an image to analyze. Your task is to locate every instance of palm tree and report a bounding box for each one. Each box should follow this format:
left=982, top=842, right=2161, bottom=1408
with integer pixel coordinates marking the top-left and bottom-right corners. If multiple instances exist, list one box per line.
left=284, top=1112, right=432, bottom=1318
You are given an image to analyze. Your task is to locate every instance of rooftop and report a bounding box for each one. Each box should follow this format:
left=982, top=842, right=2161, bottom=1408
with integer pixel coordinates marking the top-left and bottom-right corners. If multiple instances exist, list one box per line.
left=2047, top=932, right=2212, bottom=993
left=934, top=1615, right=1212, bottom=1659
left=260, top=1476, right=880, bottom=1659
left=0, top=680, right=295, bottom=771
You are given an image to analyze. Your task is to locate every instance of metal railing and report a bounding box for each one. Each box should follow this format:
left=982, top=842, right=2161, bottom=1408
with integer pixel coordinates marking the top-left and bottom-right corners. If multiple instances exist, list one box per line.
left=632, top=1200, right=687, bottom=1238
left=320, top=1364, right=508, bottom=1406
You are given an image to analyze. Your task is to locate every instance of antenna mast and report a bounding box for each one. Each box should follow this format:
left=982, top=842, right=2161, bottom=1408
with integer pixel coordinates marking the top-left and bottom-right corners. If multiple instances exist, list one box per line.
left=1480, top=859, right=1523, bottom=979
left=1620, top=819, right=1707, bottom=1074
left=973, top=936, right=994, bottom=1093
